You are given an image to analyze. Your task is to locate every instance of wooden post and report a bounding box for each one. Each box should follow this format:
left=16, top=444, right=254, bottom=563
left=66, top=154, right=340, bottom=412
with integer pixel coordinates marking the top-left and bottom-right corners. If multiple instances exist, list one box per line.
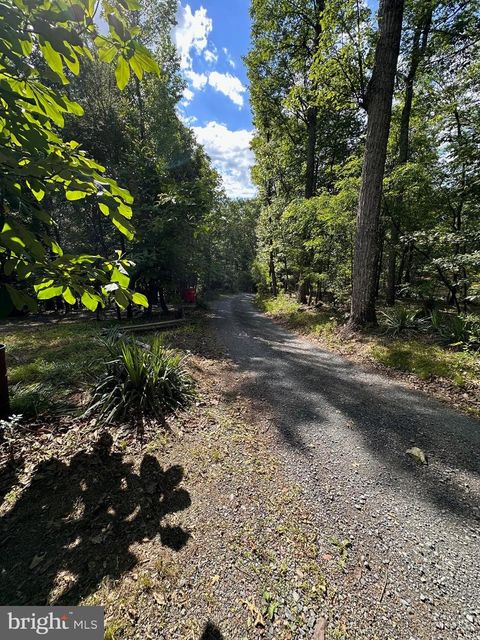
left=0, top=344, right=10, bottom=419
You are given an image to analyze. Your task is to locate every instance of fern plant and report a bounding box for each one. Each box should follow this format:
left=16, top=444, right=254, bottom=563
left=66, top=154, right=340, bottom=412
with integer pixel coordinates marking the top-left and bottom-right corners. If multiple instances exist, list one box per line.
left=430, top=310, right=480, bottom=350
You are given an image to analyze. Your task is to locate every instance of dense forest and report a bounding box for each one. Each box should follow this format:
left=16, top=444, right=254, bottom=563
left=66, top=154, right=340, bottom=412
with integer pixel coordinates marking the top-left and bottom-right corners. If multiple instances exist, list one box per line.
left=0, top=0, right=256, bottom=319
left=247, top=0, right=480, bottom=326
left=1, top=1, right=480, bottom=638
left=1, top=0, right=479, bottom=328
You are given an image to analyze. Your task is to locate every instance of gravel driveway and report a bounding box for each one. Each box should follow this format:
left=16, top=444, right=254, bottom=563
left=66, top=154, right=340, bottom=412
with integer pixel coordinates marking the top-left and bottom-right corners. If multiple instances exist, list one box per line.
left=212, top=294, right=480, bottom=640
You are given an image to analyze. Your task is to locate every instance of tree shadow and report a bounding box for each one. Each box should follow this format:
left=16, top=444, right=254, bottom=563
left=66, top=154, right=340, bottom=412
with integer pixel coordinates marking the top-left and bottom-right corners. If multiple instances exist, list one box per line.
left=214, top=294, right=480, bottom=523
left=0, top=456, right=24, bottom=505
left=0, top=433, right=191, bottom=605
left=200, top=621, right=224, bottom=639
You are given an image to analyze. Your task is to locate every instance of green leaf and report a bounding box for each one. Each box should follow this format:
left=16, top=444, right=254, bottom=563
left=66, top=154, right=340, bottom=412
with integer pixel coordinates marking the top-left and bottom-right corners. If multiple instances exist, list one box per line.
left=81, top=291, right=99, bottom=312
left=6, top=285, right=36, bottom=311
left=114, top=288, right=130, bottom=309
left=30, top=185, right=46, bottom=202
left=97, top=42, right=118, bottom=64
left=66, top=189, right=88, bottom=200
left=111, top=214, right=135, bottom=240
left=115, top=56, right=130, bottom=90
left=132, top=292, right=148, bottom=307
left=62, top=287, right=76, bottom=305
left=40, top=41, right=64, bottom=78
left=37, top=286, right=63, bottom=300
left=111, top=266, right=130, bottom=288
left=51, top=241, right=63, bottom=256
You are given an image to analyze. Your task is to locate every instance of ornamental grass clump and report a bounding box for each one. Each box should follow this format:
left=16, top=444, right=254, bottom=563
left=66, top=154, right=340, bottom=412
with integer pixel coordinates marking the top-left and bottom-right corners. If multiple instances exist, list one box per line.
left=86, top=334, right=194, bottom=429
left=380, top=306, right=427, bottom=336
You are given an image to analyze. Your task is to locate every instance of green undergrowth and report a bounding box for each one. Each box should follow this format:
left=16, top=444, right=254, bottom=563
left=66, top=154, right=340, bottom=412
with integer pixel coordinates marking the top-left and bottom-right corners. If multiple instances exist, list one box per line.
left=370, top=341, right=478, bottom=385
left=1, top=317, right=200, bottom=418
left=255, top=294, right=480, bottom=388
left=256, top=293, right=338, bottom=340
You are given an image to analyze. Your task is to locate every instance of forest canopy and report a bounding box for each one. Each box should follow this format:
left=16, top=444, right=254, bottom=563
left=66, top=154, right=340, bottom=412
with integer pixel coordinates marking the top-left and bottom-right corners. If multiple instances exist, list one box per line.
left=247, top=0, right=480, bottom=324
left=0, top=0, right=255, bottom=317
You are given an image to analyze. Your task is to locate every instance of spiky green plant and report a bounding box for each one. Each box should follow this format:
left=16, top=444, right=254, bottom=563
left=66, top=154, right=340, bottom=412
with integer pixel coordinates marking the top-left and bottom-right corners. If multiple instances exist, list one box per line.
left=430, top=310, right=480, bottom=350
left=380, top=306, right=427, bottom=336
left=86, top=336, right=194, bottom=427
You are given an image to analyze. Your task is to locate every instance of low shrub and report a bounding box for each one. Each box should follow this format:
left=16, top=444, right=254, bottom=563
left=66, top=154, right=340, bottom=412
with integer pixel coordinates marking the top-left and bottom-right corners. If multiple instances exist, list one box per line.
left=86, top=335, right=194, bottom=427
left=430, top=310, right=480, bottom=350
left=380, top=306, right=427, bottom=336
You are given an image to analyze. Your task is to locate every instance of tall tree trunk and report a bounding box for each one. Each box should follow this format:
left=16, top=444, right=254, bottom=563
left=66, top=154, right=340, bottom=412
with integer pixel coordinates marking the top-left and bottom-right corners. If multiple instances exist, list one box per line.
left=350, top=0, right=405, bottom=327
left=264, top=133, right=278, bottom=297
left=269, top=250, right=278, bottom=296
left=297, top=4, right=323, bottom=303
left=305, top=105, right=318, bottom=199
left=159, top=286, right=169, bottom=314
left=385, top=10, right=432, bottom=305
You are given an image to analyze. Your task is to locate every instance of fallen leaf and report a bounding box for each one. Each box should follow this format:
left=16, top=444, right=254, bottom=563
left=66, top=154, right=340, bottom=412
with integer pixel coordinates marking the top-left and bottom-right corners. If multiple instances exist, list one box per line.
left=313, top=617, right=327, bottom=639
left=29, top=553, right=46, bottom=570
left=407, top=447, right=427, bottom=465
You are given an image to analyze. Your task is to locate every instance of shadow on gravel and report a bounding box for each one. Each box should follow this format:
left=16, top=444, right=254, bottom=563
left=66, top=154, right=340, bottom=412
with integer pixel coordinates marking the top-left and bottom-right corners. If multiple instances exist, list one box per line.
left=214, top=295, right=480, bottom=523
left=0, top=433, right=191, bottom=605
left=200, top=621, right=224, bottom=639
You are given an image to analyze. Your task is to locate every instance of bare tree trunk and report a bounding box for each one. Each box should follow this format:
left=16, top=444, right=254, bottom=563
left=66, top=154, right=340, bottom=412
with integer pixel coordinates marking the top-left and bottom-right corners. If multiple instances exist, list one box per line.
left=305, top=105, right=318, bottom=200
left=159, top=286, right=169, bottom=314
left=350, top=0, right=405, bottom=327
left=269, top=250, right=278, bottom=296
left=297, top=2, right=323, bottom=304
left=385, top=9, right=432, bottom=305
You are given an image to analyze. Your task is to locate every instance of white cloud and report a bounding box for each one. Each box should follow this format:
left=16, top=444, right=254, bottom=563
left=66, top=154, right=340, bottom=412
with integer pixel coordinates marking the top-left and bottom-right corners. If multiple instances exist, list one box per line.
left=184, top=69, right=207, bottom=90
left=179, top=113, right=198, bottom=126
left=223, top=47, right=236, bottom=69
left=204, top=47, right=218, bottom=64
left=208, top=71, right=246, bottom=108
left=173, top=4, right=212, bottom=70
left=192, top=121, right=257, bottom=198
left=181, top=87, right=195, bottom=105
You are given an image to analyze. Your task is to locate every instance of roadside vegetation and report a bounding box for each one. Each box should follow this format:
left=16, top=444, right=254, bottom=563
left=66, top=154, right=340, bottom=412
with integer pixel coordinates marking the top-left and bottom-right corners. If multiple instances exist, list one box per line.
left=256, top=294, right=480, bottom=414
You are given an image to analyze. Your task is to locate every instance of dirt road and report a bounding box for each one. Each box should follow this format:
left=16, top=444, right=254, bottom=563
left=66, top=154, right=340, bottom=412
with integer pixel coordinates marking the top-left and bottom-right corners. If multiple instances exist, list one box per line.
left=212, top=294, right=480, bottom=639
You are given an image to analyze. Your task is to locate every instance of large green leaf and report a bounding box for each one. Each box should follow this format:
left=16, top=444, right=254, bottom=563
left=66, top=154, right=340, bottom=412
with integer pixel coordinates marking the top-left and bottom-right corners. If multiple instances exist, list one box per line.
left=0, top=0, right=159, bottom=311
left=115, top=55, right=130, bottom=90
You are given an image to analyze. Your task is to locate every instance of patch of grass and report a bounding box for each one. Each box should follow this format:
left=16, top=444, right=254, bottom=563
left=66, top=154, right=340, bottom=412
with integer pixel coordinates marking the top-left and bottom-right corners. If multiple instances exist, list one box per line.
left=370, top=340, right=478, bottom=385
left=3, top=321, right=107, bottom=415
left=256, top=294, right=480, bottom=391
left=10, top=382, right=59, bottom=418
left=256, top=294, right=338, bottom=339
left=2, top=317, right=201, bottom=419
left=104, top=619, right=129, bottom=640
left=256, top=293, right=301, bottom=316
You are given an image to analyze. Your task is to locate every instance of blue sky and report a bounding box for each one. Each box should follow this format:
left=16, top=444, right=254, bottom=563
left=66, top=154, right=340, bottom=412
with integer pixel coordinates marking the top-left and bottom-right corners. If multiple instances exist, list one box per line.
left=172, top=1, right=378, bottom=198
left=172, top=1, right=256, bottom=198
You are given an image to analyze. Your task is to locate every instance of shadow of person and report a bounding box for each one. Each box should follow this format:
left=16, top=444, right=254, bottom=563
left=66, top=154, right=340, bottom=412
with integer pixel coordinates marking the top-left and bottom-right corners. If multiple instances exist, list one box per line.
left=200, top=621, right=224, bottom=639
left=0, top=456, right=24, bottom=505
left=0, top=433, right=191, bottom=605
